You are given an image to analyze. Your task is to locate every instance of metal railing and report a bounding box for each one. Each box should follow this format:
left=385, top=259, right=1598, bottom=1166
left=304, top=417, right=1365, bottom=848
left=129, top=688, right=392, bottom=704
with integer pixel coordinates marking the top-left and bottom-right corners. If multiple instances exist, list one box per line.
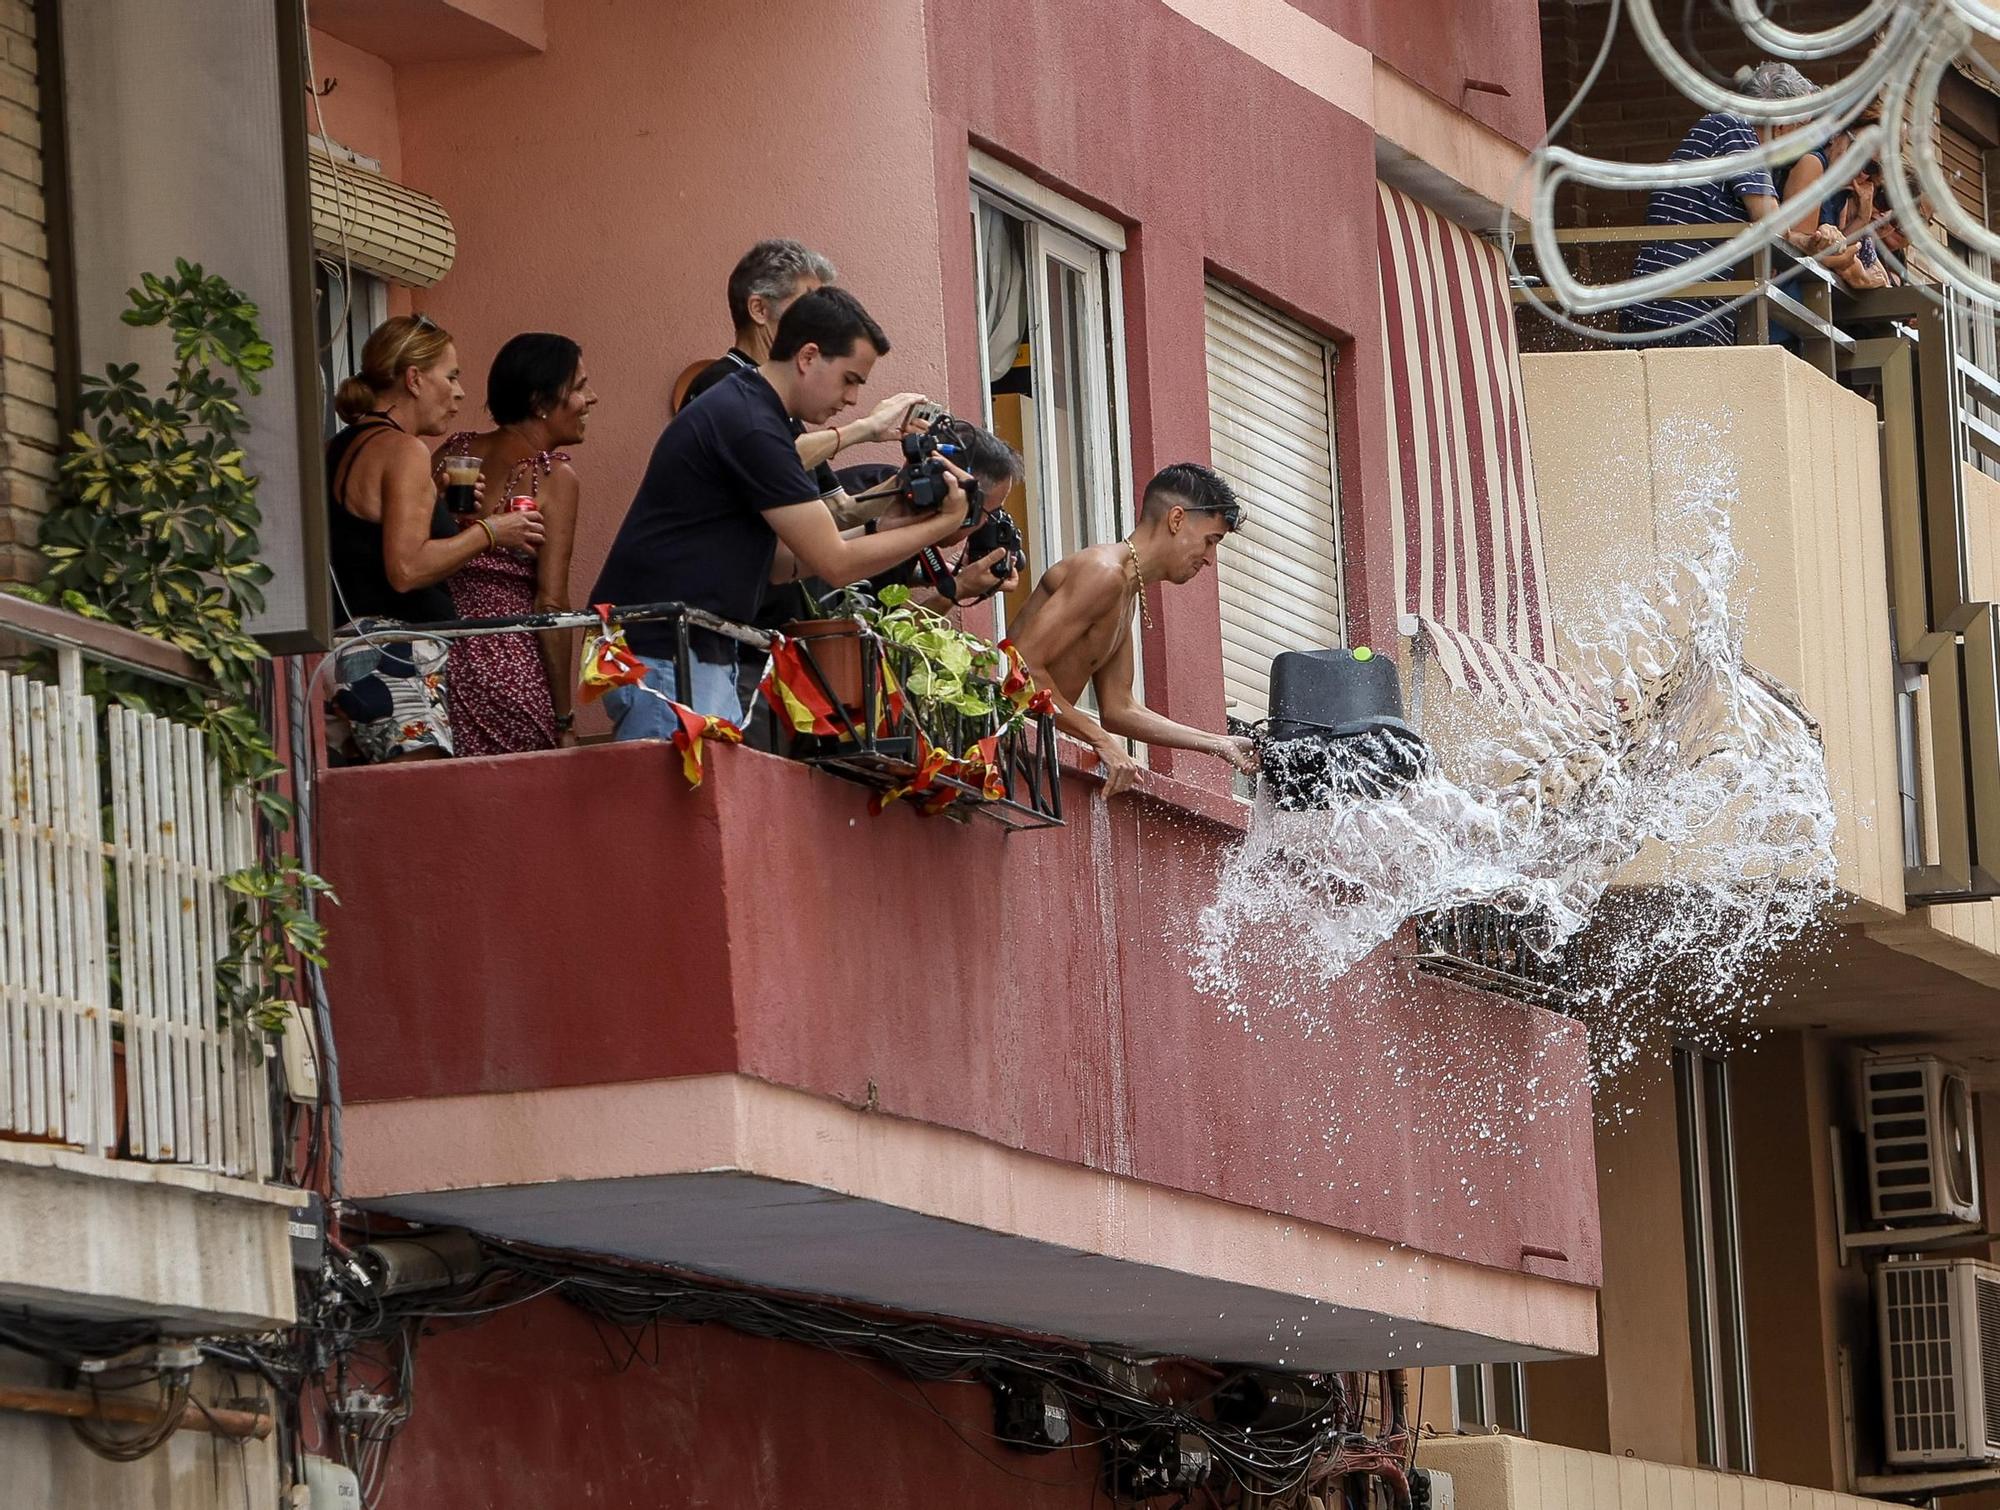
left=1410, top=905, right=1573, bottom=1008
left=0, top=595, right=273, bottom=1175
left=336, top=602, right=1066, bottom=829
left=1512, top=224, right=1853, bottom=375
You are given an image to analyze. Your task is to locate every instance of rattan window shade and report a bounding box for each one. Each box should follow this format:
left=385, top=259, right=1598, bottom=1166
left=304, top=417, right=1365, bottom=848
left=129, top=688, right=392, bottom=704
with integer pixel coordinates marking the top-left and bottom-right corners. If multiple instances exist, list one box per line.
left=308, top=146, right=456, bottom=289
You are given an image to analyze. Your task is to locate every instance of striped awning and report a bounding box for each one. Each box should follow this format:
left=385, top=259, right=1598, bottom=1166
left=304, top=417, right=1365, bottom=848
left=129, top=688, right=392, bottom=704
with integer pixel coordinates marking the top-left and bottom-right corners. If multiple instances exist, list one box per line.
left=1377, top=183, right=1560, bottom=712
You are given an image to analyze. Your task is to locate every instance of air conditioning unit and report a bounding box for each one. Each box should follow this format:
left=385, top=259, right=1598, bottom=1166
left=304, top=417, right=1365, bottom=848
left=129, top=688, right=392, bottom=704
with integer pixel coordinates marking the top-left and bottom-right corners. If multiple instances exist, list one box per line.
left=1863, top=1055, right=1981, bottom=1227
left=1879, top=1257, right=2000, bottom=1466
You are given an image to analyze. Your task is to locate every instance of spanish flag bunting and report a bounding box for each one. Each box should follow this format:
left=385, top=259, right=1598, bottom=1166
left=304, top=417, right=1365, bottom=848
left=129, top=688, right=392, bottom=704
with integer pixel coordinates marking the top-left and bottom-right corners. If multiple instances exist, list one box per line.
left=968, top=734, right=1005, bottom=802
left=868, top=734, right=955, bottom=815
left=761, top=636, right=842, bottom=736
left=578, top=604, right=647, bottom=705
left=669, top=699, right=742, bottom=789
left=999, top=639, right=1031, bottom=702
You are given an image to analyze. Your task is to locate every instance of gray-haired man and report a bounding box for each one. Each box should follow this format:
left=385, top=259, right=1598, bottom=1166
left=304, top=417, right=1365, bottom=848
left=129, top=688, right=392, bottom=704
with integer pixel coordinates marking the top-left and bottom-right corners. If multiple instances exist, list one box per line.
left=679, top=239, right=923, bottom=492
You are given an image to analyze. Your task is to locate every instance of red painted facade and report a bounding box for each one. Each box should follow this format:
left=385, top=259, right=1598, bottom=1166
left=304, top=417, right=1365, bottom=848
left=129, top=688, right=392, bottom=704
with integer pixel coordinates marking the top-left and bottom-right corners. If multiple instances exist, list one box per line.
left=929, top=0, right=1392, bottom=775
left=322, top=742, right=1599, bottom=1283
left=374, top=1294, right=1116, bottom=1508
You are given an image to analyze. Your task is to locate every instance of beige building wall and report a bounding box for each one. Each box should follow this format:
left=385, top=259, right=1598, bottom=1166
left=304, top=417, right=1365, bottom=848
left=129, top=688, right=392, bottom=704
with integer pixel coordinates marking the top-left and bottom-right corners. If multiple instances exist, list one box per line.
left=0, top=0, right=57, bottom=588
left=1520, top=347, right=1903, bottom=917
left=1419, top=1432, right=1885, bottom=1510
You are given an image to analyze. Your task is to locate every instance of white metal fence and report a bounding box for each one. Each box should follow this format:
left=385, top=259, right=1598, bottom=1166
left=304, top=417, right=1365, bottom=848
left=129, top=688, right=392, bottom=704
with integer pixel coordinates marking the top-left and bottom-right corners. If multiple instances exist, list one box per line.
left=0, top=668, right=272, bottom=1178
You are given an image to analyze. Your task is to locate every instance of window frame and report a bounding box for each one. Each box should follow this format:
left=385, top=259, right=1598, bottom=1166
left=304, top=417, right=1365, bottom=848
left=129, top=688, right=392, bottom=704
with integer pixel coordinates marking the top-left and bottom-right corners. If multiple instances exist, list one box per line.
left=1450, top=1362, right=1528, bottom=1434
left=313, top=259, right=388, bottom=440
left=1675, top=1045, right=1756, bottom=1474
left=967, top=156, right=1134, bottom=631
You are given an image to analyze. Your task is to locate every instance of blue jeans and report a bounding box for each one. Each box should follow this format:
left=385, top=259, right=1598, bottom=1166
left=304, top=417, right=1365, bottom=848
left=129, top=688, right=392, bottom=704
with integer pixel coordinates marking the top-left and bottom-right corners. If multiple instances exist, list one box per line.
left=603, top=653, right=747, bottom=739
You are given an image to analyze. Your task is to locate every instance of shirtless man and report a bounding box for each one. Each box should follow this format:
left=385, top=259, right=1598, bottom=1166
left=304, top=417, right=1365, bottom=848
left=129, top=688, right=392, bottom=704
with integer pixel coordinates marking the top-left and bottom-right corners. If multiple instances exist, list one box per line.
left=1008, top=462, right=1260, bottom=796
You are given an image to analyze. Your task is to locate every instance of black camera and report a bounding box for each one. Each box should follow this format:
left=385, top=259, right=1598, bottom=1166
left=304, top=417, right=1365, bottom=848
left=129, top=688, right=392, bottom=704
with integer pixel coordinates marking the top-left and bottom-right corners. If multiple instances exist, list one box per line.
left=900, top=415, right=984, bottom=527
left=965, top=503, right=1026, bottom=584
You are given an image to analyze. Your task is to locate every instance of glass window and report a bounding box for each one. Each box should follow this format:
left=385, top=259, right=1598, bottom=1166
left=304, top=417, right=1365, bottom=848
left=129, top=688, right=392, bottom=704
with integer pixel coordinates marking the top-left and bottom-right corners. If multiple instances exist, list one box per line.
left=1451, top=1362, right=1527, bottom=1433
left=970, top=188, right=1128, bottom=635
left=313, top=261, right=387, bottom=439
left=1676, top=1045, right=1755, bottom=1473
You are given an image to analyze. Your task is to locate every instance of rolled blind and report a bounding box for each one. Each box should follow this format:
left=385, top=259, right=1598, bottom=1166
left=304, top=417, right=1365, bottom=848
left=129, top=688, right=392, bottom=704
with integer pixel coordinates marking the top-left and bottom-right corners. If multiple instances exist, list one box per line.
left=308, top=144, right=457, bottom=289
left=1202, top=282, right=1344, bottom=721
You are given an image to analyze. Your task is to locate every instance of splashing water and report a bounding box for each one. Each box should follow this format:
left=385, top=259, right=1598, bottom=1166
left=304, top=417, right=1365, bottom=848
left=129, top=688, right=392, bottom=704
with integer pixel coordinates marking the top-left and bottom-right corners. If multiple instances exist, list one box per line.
left=1195, top=425, right=1838, bottom=1087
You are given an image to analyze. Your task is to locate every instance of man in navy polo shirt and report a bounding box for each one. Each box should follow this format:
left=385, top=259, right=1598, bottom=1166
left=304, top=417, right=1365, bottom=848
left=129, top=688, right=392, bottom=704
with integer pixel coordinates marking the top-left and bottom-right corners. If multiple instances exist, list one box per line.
left=592, top=287, right=970, bottom=736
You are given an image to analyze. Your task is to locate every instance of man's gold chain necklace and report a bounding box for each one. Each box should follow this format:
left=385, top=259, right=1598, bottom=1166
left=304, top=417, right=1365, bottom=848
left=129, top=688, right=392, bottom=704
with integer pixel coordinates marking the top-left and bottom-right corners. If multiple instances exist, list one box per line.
left=1125, top=538, right=1154, bottom=631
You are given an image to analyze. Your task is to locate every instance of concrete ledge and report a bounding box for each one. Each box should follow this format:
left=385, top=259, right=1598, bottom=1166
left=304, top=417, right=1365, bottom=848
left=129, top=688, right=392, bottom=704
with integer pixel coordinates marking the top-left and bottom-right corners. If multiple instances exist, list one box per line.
left=347, top=1073, right=1597, bottom=1368
left=0, top=1144, right=297, bottom=1332
left=1418, top=1434, right=1888, bottom=1510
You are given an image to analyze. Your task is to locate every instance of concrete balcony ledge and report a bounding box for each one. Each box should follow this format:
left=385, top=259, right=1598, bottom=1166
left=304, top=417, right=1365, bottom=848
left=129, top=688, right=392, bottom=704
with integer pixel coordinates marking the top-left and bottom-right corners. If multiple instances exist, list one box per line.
left=348, top=1071, right=1598, bottom=1371
left=1419, top=1435, right=1885, bottom=1510
left=0, top=1141, right=298, bottom=1333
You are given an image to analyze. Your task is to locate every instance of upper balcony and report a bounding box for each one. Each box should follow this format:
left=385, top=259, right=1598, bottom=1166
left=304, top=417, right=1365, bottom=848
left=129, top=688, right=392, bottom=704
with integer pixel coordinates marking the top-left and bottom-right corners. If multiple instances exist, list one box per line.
left=319, top=713, right=1601, bottom=1369
left=1488, top=265, right=2000, bottom=1076
left=0, top=597, right=296, bottom=1334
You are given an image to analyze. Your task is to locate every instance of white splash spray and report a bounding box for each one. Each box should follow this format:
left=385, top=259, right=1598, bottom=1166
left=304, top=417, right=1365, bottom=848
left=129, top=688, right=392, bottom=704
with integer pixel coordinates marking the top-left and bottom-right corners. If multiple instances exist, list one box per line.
left=1195, top=424, right=1838, bottom=1088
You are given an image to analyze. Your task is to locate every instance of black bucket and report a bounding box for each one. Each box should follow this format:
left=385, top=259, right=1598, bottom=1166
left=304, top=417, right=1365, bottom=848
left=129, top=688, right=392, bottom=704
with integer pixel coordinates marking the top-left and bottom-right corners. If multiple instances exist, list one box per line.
left=1267, top=647, right=1414, bottom=741
left=1260, top=647, right=1428, bottom=808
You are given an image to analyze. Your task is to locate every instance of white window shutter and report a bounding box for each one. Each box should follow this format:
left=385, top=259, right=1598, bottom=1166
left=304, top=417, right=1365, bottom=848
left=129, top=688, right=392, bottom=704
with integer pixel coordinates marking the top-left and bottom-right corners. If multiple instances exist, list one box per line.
left=1202, top=283, right=1345, bottom=721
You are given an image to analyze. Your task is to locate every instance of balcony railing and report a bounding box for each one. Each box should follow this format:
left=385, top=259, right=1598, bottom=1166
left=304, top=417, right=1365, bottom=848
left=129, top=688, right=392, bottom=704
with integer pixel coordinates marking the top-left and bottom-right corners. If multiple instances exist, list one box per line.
left=0, top=595, right=273, bottom=1177
left=338, top=601, right=1064, bottom=829
left=1512, top=223, right=1853, bottom=374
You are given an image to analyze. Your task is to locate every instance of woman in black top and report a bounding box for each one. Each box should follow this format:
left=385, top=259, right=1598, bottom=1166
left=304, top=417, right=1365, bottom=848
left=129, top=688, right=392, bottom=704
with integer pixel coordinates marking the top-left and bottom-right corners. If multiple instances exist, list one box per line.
left=325, top=314, right=544, bottom=762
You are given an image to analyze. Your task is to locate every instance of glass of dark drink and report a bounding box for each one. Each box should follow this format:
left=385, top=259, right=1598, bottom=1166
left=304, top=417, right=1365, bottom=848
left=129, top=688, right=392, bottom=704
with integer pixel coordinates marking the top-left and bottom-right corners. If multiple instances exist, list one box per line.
left=441, top=451, right=482, bottom=517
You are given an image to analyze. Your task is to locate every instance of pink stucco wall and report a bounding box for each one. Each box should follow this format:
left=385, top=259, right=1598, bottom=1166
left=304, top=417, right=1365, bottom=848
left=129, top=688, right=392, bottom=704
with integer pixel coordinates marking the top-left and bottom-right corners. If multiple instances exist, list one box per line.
left=380, top=0, right=946, bottom=615
left=304, top=27, right=404, bottom=178
left=319, top=741, right=1602, bottom=1288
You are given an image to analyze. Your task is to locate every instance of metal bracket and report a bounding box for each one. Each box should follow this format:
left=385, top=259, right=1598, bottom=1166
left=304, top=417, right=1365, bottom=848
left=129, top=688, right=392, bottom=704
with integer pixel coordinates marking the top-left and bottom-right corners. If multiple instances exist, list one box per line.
left=1828, top=1124, right=1990, bottom=1266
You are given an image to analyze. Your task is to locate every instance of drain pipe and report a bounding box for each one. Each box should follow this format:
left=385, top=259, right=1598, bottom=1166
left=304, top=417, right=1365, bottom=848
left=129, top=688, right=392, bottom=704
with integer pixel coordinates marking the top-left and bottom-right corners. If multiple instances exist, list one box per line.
left=0, top=1382, right=271, bottom=1439
left=287, top=657, right=344, bottom=1196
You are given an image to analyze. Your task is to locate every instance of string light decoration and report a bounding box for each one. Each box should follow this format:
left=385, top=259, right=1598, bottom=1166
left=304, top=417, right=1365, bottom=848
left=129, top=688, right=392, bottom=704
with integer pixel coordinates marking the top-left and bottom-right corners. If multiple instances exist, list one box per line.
left=1513, top=0, right=2000, bottom=337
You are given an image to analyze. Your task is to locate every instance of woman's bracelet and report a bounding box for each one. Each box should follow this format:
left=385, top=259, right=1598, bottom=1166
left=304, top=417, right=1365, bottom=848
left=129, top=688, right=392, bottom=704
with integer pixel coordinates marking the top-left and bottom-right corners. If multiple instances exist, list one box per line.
left=476, top=517, right=498, bottom=549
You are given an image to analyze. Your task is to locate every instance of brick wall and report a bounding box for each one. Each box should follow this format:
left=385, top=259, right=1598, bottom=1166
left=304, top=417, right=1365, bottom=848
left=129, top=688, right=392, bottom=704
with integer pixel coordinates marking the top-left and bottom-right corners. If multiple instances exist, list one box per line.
left=0, top=0, right=55, bottom=588
left=1524, top=0, right=1874, bottom=350
left=1540, top=0, right=1873, bottom=229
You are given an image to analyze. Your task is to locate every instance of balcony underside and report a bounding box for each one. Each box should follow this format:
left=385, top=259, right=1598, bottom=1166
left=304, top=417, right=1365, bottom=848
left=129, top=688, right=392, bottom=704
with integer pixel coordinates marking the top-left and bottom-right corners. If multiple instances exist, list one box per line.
left=346, top=1072, right=1597, bottom=1370
left=0, top=1142, right=297, bottom=1333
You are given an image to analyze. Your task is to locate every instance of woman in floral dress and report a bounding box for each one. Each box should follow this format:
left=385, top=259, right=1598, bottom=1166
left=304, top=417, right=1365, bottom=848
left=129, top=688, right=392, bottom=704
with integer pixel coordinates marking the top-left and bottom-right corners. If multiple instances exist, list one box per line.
left=439, top=334, right=597, bottom=755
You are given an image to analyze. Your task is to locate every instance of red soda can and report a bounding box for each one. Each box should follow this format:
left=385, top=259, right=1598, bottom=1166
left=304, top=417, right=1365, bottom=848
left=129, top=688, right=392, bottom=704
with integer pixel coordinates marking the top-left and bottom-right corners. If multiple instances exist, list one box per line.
left=505, top=495, right=538, bottom=557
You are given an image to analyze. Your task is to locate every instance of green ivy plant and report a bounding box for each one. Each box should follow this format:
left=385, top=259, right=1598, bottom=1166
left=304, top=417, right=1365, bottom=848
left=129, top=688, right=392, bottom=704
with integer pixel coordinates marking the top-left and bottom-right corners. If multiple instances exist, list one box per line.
left=21, top=260, right=331, bottom=1034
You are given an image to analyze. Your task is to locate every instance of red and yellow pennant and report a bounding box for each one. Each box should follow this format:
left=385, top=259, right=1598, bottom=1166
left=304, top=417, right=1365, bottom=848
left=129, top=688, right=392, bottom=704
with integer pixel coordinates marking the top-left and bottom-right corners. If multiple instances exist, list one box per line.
left=761, top=635, right=842, bottom=736
left=669, top=699, right=742, bottom=789
left=868, top=734, right=955, bottom=815
left=578, top=604, right=647, bottom=704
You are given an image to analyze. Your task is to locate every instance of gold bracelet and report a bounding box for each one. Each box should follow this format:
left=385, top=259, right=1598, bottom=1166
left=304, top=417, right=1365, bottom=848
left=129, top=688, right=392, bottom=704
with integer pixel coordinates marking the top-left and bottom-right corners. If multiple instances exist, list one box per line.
left=477, top=516, right=498, bottom=548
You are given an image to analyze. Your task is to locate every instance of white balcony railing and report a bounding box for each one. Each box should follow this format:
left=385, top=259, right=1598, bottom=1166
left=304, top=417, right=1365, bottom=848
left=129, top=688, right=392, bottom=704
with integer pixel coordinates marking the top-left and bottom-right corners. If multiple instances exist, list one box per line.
left=0, top=596, right=272, bottom=1178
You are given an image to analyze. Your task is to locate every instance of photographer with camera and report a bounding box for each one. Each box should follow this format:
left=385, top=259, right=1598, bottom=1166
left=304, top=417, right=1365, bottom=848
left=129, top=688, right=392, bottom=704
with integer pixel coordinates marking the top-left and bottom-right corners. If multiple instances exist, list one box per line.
left=788, top=421, right=1027, bottom=616
left=592, top=287, right=973, bottom=735
left=1007, top=462, right=1259, bottom=796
